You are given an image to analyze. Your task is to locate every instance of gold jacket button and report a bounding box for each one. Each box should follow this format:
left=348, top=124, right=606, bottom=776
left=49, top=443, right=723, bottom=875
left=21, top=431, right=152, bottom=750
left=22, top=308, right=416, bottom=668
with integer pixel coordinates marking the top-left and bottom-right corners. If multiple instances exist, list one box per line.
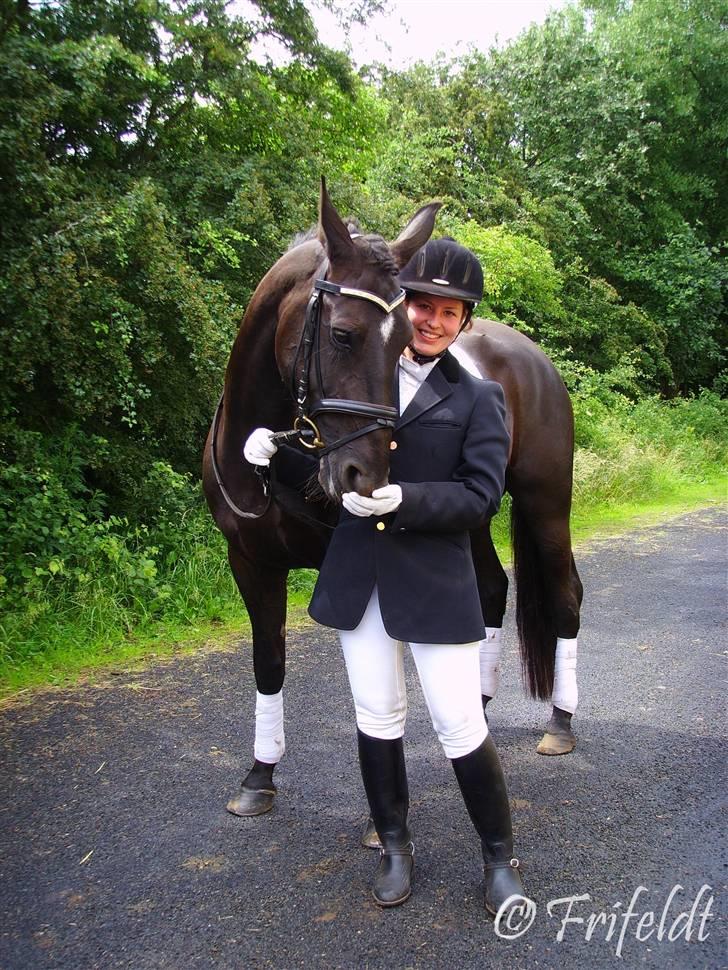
left=376, top=521, right=386, bottom=531
left=389, top=440, right=398, bottom=450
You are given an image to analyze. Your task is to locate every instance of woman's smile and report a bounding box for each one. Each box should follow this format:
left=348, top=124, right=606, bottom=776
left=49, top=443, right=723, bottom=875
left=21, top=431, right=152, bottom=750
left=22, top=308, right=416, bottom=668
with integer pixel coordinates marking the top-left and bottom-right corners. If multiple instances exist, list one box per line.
left=406, top=293, right=467, bottom=358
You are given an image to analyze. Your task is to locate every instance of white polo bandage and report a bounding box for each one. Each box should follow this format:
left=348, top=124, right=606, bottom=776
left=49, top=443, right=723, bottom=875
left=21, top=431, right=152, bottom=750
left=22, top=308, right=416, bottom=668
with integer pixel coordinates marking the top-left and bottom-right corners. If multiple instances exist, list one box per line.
left=254, top=690, right=285, bottom=764
left=479, top=627, right=503, bottom=698
left=552, top=637, right=578, bottom=714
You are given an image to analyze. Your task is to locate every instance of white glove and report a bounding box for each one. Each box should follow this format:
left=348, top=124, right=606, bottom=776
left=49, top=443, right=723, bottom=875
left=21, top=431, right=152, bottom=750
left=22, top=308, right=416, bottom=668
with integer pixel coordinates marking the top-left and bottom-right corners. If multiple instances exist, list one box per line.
left=243, top=427, right=278, bottom=467
left=342, top=484, right=403, bottom=518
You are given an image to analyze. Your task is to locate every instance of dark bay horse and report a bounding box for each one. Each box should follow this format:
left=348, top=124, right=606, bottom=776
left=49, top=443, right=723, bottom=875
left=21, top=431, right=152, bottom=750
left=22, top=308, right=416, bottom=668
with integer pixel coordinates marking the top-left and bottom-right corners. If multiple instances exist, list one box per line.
left=203, top=182, right=582, bottom=818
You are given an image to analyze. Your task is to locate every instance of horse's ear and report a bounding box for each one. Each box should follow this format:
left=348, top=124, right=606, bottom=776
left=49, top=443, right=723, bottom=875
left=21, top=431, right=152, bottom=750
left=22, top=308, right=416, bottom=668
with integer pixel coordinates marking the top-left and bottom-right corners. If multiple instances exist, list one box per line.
left=318, top=176, right=355, bottom=264
left=389, top=202, right=442, bottom=270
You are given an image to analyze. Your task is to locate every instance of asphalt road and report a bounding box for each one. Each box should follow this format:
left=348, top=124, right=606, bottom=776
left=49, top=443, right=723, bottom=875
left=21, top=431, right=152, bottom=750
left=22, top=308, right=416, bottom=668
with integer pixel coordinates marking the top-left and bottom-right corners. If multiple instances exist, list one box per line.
left=1, top=506, right=726, bottom=970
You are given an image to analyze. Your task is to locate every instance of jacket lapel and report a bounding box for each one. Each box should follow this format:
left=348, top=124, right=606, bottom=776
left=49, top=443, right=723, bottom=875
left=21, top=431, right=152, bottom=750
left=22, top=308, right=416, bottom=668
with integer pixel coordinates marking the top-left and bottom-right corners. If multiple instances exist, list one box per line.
left=395, top=355, right=457, bottom=431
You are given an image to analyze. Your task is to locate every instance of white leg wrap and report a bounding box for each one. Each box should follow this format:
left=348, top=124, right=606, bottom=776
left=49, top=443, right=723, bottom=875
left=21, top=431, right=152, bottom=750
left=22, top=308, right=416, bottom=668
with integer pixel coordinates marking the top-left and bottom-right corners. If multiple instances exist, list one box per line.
left=552, top=637, right=578, bottom=714
left=479, top=627, right=503, bottom=698
left=254, top=689, right=285, bottom=764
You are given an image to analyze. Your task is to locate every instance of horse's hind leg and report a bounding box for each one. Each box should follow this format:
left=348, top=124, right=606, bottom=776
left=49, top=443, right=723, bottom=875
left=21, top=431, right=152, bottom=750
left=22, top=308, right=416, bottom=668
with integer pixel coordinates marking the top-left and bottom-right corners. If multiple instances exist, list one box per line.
left=536, top=542, right=583, bottom=754
left=470, top=523, right=509, bottom=717
left=535, top=542, right=583, bottom=755
left=536, top=537, right=582, bottom=755
left=511, top=492, right=583, bottom=755
left=225, top=542, right=289, bottom=816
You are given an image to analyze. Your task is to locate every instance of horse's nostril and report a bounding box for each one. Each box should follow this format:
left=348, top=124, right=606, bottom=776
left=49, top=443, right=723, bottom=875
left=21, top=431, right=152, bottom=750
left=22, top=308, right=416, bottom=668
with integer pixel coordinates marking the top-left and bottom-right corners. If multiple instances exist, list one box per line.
left=338, top=453, right=390, bottom=498
left=344, top=463, right=367, bottom=495
left=343, top=462, right=384, bottom=497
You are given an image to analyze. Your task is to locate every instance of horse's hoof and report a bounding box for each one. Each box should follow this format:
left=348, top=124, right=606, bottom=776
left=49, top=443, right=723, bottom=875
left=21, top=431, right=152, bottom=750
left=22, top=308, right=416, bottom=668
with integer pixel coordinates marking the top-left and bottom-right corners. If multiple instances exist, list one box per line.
left=536, top=731, right=576, bottom=756
left=226, top=787, right=276, bottom=816
left=360, top=816, right=382, bottom=850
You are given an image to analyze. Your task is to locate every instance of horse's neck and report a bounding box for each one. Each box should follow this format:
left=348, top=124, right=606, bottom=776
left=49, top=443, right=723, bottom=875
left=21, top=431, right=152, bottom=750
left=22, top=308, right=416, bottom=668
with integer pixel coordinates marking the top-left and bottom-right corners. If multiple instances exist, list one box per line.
left=223, top=317, right=292, bottom=439
left=222, top=242, right=323, bottom=443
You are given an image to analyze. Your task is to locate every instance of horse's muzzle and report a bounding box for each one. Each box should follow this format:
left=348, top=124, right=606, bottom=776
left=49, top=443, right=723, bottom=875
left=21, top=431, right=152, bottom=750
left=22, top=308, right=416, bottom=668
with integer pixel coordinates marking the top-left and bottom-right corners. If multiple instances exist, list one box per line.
left=319, top=446, right=390, bottom=502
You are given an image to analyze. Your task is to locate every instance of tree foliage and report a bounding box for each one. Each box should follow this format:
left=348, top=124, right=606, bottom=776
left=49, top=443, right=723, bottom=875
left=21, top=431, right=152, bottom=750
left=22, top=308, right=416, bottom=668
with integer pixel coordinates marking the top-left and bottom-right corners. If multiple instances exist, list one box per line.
left=461, top=0, right=727, bottom=389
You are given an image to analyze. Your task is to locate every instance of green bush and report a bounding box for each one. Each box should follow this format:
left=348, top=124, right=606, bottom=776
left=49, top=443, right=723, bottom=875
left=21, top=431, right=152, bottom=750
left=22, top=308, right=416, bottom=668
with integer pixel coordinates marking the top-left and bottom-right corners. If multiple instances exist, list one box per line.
left=569, top=387, right=727, bottom=511
left=0, top=426, right=239, bottom=677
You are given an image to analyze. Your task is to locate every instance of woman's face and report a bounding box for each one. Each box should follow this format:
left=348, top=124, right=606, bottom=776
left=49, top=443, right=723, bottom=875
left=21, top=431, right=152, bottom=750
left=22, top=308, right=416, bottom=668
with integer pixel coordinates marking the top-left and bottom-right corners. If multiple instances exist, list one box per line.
left=405, top=292, right=467, bottom=358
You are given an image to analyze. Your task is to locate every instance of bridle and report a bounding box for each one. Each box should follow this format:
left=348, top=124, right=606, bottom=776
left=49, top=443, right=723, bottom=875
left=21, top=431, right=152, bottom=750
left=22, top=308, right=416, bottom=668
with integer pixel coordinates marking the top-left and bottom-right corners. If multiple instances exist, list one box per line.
left=209, top=274, right=407, bottom=520
left=284, top=277, right=405, bottom=456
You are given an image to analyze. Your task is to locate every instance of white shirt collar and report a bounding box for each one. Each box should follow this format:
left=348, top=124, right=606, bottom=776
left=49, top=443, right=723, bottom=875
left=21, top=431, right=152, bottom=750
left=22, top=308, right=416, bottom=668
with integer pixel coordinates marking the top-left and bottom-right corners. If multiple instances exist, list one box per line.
left=398, top=354, right=439, bottom=413
left=399, top=354, right=439, bottom=380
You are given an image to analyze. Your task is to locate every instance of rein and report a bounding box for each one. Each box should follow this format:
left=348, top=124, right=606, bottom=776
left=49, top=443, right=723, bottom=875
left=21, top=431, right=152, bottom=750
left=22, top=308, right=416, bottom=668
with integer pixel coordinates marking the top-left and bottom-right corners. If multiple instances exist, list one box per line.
left=210, top=390, right=273, bottom=520
left=210, top=275, right=406, bottom=522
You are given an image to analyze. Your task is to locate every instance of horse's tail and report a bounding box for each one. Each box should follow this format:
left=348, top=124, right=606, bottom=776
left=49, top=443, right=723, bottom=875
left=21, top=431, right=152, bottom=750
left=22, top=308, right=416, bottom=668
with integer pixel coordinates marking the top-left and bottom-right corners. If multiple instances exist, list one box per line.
left=511, top=498, right=556, bottom=700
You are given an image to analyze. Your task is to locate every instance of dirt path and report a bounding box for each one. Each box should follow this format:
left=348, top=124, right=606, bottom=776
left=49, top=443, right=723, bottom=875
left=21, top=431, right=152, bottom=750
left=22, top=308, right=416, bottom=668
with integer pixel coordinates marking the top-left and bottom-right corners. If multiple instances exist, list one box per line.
left=1, top=507, right=725, bottom=969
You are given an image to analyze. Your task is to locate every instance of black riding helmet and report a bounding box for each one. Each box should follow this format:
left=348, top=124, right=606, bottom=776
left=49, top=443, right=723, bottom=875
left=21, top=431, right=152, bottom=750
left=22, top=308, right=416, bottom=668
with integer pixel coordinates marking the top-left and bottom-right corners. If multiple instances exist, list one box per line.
left=398, top=237, right=484, bottom=307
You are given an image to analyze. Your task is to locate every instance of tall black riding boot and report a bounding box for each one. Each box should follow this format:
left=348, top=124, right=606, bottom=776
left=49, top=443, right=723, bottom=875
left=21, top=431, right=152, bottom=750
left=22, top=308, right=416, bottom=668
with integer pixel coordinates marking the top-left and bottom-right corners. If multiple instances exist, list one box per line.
left=451, top=735, right=526, bottom=917
left=357, top=730, right=414, bottom=907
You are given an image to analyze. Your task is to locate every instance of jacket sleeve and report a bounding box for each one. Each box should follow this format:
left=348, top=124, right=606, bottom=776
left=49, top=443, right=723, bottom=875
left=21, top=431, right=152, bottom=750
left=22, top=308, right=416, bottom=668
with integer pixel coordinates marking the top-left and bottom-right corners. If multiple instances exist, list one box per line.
left=390, top=381, right=510, bottom=533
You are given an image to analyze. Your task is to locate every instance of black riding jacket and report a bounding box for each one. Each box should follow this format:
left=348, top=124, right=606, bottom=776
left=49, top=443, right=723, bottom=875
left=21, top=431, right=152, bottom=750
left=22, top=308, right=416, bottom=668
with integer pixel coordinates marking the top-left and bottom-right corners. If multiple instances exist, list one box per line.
left=308, top=351, right=510, bottom=643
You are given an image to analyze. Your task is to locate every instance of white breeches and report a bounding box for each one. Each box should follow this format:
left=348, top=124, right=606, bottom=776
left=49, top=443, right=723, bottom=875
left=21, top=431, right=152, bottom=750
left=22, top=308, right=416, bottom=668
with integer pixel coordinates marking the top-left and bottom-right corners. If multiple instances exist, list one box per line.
left=338, top=589, right=488, bottom=760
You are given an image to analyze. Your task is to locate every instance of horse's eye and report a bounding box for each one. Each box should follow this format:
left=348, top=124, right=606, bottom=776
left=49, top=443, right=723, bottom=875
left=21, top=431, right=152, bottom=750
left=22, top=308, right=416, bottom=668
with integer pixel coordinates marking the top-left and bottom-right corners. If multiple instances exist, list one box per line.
left=331, top=328, right=352, bottom=349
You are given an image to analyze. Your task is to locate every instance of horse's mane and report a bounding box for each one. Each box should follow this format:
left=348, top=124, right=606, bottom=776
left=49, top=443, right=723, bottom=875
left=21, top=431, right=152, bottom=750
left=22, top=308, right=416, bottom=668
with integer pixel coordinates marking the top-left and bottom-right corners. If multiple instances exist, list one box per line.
left=288, top=218, right=398, bottom=276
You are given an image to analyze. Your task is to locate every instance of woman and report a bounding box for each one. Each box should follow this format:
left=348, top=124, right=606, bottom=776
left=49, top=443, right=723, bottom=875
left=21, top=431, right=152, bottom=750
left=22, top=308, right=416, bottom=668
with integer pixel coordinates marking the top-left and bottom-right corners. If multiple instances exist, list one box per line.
left=245, top=237, right=527, bottom=917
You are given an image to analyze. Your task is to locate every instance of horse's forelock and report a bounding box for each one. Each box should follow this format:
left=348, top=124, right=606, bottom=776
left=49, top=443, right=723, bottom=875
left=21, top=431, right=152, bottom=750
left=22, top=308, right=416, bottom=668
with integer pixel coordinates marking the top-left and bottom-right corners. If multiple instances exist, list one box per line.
left=287, top=220, right=397, bottom=276
left=357, top=234, right=398, bottom=276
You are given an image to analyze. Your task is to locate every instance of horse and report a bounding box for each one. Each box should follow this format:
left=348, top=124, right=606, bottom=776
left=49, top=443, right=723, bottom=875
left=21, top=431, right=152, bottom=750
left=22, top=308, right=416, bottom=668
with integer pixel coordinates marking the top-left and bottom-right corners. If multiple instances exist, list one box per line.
left=202, top=181, right=583, bottom=819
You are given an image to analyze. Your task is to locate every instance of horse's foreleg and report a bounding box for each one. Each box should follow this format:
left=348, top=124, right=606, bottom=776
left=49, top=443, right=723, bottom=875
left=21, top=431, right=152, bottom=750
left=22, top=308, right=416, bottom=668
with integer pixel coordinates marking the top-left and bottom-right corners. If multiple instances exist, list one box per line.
left=225, top=543, right=288, bottom=816
left=470, top=524, right=509, bottom=718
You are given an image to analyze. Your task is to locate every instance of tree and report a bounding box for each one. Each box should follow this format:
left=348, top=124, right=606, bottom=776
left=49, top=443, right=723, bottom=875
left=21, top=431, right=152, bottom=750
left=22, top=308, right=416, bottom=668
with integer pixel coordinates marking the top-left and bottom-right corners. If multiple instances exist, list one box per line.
left=454, top=0, right=726, bottom=390
left=0, top=0, right=387, bottom=508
